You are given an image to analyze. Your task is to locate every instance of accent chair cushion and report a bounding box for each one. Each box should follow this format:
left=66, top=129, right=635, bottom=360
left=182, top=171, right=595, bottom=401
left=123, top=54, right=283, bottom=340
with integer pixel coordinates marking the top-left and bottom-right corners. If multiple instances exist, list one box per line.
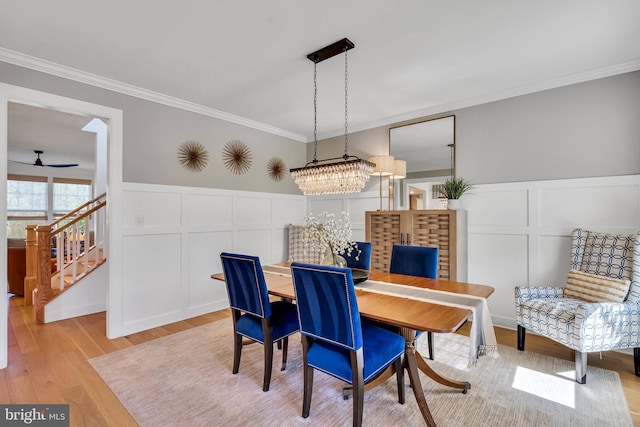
left=565, top=269, right=631, bottom=303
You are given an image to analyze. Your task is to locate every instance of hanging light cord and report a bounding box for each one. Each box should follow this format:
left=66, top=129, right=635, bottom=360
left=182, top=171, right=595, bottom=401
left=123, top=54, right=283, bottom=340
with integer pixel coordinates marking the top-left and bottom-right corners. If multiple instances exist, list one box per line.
left=312, top=60, right=319, bottom=164
left=343, top=47, right=349, bottom=159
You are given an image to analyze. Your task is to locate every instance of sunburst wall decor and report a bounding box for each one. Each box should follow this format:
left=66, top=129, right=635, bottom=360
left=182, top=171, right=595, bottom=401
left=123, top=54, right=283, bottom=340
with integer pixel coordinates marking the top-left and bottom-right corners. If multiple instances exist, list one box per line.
left=178, top=140, right=209, bottom=172
left=267, top=157, right=286, bottom=182
left=222, top=139, right=252, bottom=174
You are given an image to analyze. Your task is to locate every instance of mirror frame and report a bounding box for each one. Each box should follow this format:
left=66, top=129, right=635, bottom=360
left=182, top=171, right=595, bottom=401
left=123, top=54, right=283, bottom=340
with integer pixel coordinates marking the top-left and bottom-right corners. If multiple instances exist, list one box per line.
left=389, top=115, right=456, bottom=209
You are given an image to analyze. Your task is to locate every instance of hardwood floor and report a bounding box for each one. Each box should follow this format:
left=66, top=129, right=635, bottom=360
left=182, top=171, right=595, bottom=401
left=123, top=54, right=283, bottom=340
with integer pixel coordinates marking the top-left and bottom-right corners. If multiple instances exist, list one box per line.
left=2, top=295, right=639, bottom=426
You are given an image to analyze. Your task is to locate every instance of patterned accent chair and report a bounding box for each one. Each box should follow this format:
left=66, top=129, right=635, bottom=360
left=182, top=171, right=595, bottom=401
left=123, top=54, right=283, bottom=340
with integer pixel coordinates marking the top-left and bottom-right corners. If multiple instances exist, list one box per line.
left=287, top=224, right=324, bottom=264
left=515, top=229, right=640, bottom=383
left=290, top=263, right=406, bottom=426
left=220, top=252, right=300, bottom=391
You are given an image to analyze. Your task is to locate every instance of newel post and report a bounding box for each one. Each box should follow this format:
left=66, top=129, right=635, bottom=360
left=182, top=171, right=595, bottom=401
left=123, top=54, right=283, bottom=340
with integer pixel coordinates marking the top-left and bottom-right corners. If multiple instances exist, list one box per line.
left=24, top=225, right=38, bottom=306
left=34, top=225, right=53, bottom=324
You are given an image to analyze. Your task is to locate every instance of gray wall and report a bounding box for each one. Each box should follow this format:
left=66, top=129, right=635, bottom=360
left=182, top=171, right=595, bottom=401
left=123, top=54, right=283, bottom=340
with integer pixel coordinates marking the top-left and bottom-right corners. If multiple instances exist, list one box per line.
left=3, top=60, right=639, bottom=192
left=315, top=70, right=640, bottom=185
left=0, top=61, right=306, bottom=194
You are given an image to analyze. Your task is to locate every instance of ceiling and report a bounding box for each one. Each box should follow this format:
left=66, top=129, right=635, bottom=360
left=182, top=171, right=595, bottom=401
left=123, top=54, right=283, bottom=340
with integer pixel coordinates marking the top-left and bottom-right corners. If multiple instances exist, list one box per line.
left=8, top=102, right=96, bottom=170
left=2, top=1, right=639, bottom=164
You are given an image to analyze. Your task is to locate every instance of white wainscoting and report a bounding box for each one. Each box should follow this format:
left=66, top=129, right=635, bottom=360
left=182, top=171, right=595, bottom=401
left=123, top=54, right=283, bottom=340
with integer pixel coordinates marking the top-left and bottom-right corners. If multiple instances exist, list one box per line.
left=118, top=183, right=305, bottom=335
left=308, top=190, right=381, bottom=242
left=464, top=174, right=640, bottom=330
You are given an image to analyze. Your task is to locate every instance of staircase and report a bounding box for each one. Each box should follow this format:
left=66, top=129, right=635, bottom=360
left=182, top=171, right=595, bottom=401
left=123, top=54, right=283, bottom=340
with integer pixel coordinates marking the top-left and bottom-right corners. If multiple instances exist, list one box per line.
left=25, top=193, right=107, bottom=323
left=50, top=246, right=106, bottom=292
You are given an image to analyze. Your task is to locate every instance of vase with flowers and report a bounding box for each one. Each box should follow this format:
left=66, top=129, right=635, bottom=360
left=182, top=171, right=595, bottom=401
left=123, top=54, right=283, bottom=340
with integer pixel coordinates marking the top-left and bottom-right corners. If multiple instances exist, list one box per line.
left=302, top=211, right=360, bottom=267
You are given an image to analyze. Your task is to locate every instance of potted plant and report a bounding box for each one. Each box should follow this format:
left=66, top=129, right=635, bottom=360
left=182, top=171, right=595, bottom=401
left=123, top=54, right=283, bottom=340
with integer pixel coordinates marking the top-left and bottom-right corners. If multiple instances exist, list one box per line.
left=437, top=177, right=474, bottom=210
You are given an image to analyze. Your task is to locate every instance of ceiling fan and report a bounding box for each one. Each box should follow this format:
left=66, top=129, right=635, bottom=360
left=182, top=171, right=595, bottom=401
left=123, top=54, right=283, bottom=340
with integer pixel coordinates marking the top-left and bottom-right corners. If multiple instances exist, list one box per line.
left=11, top=150, right=79, bottom=168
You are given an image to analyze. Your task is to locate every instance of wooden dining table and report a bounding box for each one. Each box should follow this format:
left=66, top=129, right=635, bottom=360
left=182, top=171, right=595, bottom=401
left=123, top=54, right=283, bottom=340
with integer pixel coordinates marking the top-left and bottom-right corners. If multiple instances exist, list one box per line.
left=212, top=264, right=494, bottom=427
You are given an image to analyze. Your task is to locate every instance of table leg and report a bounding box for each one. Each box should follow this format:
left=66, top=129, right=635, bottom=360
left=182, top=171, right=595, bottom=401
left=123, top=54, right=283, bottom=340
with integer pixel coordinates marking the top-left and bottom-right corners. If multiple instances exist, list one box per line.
left=415, top=351, right=470, bottom=393
left=400, top=328, right=437, bottom=427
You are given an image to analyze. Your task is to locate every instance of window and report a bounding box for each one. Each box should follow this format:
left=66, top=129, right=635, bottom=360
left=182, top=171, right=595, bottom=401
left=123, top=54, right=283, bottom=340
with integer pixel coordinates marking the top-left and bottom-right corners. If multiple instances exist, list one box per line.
left=6, top=175, right=93, bottom=238
left=7, top=175, right=47, bottom=238
left=53, top=179, right=92, bottom=217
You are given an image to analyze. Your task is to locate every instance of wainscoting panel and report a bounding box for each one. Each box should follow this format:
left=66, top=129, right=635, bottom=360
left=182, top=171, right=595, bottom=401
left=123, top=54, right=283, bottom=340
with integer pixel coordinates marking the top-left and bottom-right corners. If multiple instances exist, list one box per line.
left=235, top=229, right=273, bottom=261
left=187, top=230, right=233, bottom=310
left=467, top=189, right=529, bottom=227
left=308, top=198, right=347, bottom=218
left=234, top=196, right=272, bottom=225
left=308, top=191, right=380, bottom=241
left=272, top=198, right=304, bottom=227
left=272, top=227, right=288, bottom=263
left=537, top=234, right=572, bottom=285
left=116, top=183, right=305, bottom=336
left=539, top=184, right=640, bottom=228
left=466, top=174, right=640, bottom=330
left=468, top=233, right=529, bottom=325
left=183, top=194, right=233, bottom=226
left=122, top=190, right=182, bottom=228
left=122, top=233, right=182, bottom=327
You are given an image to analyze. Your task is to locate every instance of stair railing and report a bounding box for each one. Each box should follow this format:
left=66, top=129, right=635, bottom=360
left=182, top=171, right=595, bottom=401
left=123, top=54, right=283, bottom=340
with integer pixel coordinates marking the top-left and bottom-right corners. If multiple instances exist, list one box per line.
left=26, top=193, right=106, bottom=324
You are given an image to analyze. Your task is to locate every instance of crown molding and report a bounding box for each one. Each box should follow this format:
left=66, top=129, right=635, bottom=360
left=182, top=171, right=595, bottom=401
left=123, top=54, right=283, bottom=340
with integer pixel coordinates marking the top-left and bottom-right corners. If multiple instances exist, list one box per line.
left=316, top=59, right=640, bottom=140
left=3, top=47, right=638, bottom=144
left=0, top=47, right=307, bottom=142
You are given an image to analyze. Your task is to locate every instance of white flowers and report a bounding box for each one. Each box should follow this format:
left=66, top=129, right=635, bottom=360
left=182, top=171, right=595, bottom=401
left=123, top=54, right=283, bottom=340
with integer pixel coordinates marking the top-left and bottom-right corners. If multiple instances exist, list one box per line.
left=302, top=211, right=359, bottom=259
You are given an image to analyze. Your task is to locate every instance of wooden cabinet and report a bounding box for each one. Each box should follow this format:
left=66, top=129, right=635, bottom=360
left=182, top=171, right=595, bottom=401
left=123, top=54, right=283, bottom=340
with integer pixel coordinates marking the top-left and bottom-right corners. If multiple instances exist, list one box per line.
left=365, top=210, right=466, bottom=281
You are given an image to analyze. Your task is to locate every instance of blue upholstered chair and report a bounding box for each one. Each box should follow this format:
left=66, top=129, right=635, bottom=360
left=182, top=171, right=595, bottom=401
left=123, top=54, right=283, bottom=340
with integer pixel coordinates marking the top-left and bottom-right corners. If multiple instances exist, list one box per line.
left=516, top=229, right=640, bottom=383
left=290, top=263, right=406, bottom=426
left=343, top=241, right=372, bottom=271
left=220, top=252, right=300, bottom=391
left=390, top=244, right=438, bottom=279
left=390, top=244, right=439, bottom=360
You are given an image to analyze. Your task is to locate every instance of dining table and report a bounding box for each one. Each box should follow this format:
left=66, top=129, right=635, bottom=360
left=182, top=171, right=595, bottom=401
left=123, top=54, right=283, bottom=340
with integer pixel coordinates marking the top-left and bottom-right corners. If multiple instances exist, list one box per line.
left=212, top=263, right=495, bottom=427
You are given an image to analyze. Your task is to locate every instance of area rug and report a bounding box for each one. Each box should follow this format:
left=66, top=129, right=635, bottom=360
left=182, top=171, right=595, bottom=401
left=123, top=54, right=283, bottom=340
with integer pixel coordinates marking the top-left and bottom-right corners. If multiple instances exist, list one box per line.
left=89, top=319, right=632, bottom=426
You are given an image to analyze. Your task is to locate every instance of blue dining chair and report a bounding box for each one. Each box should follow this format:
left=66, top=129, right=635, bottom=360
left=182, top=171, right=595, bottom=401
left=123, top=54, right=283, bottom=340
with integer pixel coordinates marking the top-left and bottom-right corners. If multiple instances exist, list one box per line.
left=220, top=252, right=300, bottom=391
left=343, top=241, right=372, bottom=271
left=389, top=244, right=438, bottom=360
left=290, top=263, right=405, bottom=426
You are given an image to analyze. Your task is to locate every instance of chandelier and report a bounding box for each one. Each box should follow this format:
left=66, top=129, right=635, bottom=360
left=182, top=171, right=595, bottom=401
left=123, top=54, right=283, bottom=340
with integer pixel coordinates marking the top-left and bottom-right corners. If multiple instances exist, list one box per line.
left=290, top=38, right=375, bottom=196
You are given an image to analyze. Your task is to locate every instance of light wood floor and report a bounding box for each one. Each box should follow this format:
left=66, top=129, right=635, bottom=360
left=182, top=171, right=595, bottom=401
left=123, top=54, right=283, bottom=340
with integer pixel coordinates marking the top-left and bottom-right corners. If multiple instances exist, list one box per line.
left=2, top=295, right=639, bottom=426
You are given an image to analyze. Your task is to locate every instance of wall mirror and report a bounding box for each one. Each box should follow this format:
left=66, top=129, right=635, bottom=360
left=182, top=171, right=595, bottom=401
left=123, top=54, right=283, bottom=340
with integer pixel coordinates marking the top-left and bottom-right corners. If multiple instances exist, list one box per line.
left=389, top=115, right=455, bottom=209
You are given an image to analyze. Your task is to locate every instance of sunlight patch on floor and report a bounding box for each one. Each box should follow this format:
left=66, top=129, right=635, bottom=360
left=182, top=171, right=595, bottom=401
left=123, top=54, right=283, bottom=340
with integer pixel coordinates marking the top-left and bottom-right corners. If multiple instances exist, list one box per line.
left=512, top=366, right=576, bottom=408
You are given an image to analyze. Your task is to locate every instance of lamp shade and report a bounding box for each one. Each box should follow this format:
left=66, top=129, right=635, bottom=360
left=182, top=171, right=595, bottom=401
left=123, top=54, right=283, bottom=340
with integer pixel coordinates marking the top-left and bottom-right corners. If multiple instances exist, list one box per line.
left=368, top=155, right=394, bottom=176
left=392, top=160, right=406, bottom=179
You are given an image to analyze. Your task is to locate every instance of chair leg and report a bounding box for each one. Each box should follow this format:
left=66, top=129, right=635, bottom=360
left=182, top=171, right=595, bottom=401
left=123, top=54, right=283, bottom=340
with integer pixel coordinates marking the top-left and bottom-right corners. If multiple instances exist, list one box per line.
left=427, top=332, right=434, bottom=360
left=351, top=349, right=365, bottom=427
left=634, top=348, right=640, bottom=377
left=517, top=325, right=526, bottom=351
left=232, top=332, right=242, bottom=374
left=281, top=337, right=289, bottom=371
left=262, top=342, right=274, bottom=391
left=395, top=356, right=405, bottom=405
left=301, top=336, right=313, bottom=418
left=575, top=350, right=587, bottom=384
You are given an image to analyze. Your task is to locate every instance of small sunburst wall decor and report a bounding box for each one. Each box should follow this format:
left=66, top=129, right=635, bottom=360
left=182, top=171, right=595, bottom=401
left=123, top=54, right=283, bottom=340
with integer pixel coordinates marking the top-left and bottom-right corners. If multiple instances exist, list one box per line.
left=222, top=139, right=252, bottom=174
left=267, top=157, right=286, bottom=182
left=178, top=140, right=209, bottom=172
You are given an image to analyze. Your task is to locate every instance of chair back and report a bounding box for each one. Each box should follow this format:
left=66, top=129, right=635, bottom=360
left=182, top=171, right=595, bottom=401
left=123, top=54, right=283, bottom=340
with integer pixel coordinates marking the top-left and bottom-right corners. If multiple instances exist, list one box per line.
left=570, top=229, right=640, bottom=303
left=290, top=263, right=363, bottom=351
left=343, top=241, right=372, bottom=271
left=220, top=252, right=271, bottom=318
left=389, top=244, right=438, bottom=279
left=287, top=224, right=324, bottom=264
